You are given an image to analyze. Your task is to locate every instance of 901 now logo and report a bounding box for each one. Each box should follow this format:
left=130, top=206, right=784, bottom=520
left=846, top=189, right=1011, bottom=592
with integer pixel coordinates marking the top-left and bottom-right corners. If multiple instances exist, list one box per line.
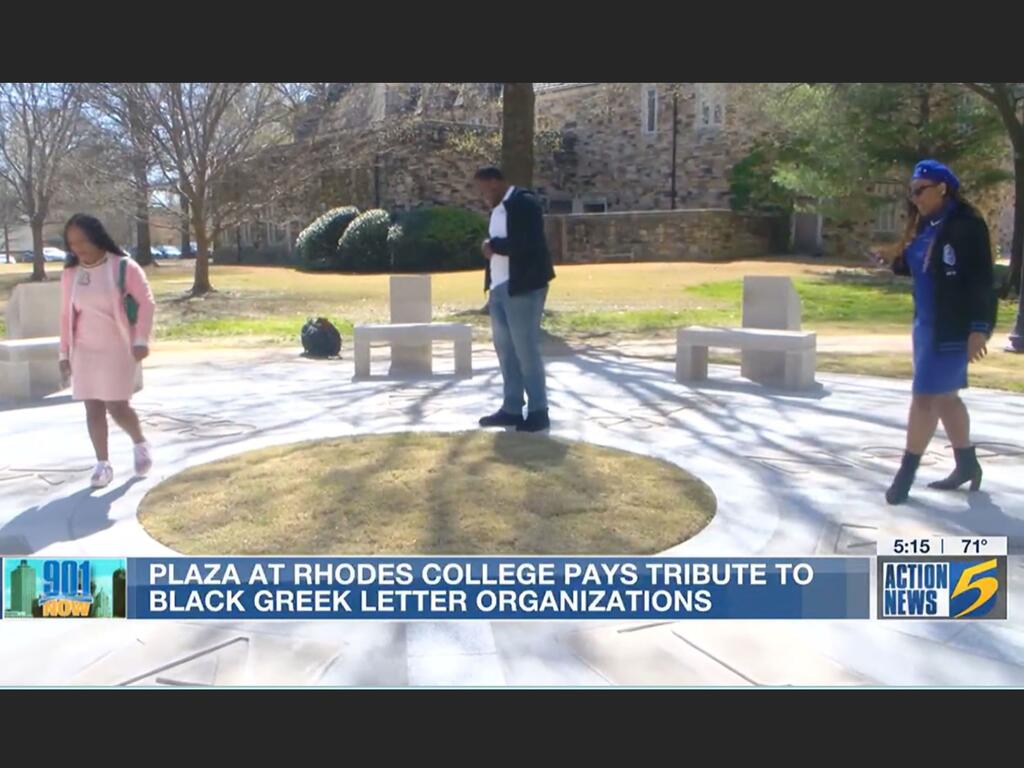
left=878, top=557, right=1006, bottom=620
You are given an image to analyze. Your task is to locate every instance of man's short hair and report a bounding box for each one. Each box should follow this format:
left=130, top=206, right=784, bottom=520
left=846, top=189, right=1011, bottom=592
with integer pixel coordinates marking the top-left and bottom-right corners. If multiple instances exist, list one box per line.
left=474, top=166, right=504, bottom=181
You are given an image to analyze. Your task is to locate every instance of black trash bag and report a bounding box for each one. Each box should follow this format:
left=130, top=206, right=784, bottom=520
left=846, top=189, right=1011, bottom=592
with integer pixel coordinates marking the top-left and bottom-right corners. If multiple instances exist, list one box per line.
left=301, top=317, right=342, bottom=358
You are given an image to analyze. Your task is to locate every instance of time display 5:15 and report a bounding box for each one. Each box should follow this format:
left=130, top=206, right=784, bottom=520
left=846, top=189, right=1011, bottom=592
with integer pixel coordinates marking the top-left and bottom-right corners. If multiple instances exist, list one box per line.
left=892, top=539, right=931, bottom=555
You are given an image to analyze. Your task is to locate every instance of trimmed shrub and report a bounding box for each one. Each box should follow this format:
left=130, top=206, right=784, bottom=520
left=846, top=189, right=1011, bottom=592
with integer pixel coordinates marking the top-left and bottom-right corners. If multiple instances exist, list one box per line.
left=296, top=206, right=360, bottom=267
left=387, top=206, right=488, bottom=273
left=338, top=209, right=392, bottom=272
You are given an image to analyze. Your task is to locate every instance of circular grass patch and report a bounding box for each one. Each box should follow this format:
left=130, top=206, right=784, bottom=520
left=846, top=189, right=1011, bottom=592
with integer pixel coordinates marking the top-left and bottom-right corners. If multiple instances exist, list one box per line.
left=138, top=431, right=716, bottom=555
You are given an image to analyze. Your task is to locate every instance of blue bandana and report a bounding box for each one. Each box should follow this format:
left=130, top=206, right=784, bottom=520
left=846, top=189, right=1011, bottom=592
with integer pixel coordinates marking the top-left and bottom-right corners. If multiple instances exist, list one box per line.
left=912, top=159, right=960, bottom=192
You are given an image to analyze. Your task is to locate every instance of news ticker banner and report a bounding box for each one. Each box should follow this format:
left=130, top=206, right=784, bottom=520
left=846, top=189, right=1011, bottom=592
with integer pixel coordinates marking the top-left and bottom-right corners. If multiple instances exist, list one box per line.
left=0, top=537, right=1008, bottom=622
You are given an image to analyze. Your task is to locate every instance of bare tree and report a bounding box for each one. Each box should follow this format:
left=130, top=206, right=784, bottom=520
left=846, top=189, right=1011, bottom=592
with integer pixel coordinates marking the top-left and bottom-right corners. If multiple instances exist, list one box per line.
left=83, top=83, right=158, bottom=266
left=0, top=83, right=84, bottom=280
left=201, top=85, right=373, bottom=262
left=138, top=83, right=286, bottom=295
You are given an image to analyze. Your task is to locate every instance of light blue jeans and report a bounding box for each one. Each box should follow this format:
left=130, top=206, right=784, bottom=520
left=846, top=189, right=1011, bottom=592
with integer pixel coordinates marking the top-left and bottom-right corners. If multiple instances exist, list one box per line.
left=488, top=282, right=548, bottom=415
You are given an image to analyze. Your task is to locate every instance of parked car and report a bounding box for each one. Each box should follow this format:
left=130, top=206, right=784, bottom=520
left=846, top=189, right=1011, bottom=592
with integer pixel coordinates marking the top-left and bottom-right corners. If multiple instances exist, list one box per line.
left=156, top=245, right=183, bottom=259
left=129, top=246, right=159, bottom=260
left=15, top=248, right=66, bottom=263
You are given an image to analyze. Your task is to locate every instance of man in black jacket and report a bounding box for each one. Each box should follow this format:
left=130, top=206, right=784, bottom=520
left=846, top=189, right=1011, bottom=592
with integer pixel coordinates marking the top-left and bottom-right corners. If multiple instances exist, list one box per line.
left=473, top=166, right=556, bottom=432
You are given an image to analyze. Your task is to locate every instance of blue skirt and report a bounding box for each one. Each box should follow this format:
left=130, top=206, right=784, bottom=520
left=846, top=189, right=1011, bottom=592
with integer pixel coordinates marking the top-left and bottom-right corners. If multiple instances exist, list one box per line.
left=912, top=322, right=968, bottom=394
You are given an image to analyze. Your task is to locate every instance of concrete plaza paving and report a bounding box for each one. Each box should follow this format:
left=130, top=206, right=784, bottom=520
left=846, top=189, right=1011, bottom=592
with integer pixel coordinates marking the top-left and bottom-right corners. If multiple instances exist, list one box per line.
left=1, top=343, right=1022, bottom=686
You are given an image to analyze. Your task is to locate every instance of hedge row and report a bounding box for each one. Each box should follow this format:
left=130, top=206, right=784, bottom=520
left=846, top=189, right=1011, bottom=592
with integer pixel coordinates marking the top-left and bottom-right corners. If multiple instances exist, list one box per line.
left=297, top=205, right=488, bottom=273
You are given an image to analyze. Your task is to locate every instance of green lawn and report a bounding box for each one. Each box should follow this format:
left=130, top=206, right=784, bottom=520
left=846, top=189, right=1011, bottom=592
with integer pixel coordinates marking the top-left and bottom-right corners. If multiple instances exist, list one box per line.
left=687, top=274, right=1019, bottom=334
left=158, top=315, right=355, bottom=342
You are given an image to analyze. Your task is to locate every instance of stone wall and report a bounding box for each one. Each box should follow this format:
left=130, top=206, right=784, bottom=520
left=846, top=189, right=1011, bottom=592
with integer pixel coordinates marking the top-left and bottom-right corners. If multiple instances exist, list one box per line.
left=545, top=209, right=780, bottom=264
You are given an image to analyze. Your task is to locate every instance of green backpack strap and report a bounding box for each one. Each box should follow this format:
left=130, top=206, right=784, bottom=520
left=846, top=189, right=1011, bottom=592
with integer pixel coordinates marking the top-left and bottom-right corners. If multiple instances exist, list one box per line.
left=119, top=256, right=139, bottom=326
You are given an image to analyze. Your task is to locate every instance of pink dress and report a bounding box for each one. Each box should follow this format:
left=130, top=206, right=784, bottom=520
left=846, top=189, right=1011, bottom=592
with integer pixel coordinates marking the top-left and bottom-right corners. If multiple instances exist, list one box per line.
left=60, top=255, right=156, bottom=403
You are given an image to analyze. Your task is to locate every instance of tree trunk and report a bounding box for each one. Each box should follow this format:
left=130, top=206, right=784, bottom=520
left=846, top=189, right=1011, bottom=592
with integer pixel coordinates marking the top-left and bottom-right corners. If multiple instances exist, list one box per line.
left=191, top=202, right=213, bottom=295
left=3, top=221, right=9, bottom=263
left=501, top=83, right=535, bottom=188
left=133, top=170, right=153, bottom=267
left=125, top=94, right=153, bottom=267
left=1006, top=154, right=1024, bottom=351
left=1006, top=155, right=1024, bottom=297
left=30, top=218, right=46, bottom=281
left=180, top=194, right=192, bottom=256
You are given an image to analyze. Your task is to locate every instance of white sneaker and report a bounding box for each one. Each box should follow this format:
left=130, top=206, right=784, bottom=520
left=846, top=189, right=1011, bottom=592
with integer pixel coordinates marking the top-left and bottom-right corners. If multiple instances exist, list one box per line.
left=133, top=441, right=153, bottom=477
left=90, top=462, right=113, bottom=488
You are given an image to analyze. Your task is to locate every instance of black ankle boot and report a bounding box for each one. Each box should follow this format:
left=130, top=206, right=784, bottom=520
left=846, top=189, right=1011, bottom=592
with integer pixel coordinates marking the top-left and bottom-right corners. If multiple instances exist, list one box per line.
left=479, top=409, right=524, bottom=428
left=928, top=446, right=983, bottom=491
left=886, top=451, right=921, bottom=505
left=517, top=409, right=550, bottom=433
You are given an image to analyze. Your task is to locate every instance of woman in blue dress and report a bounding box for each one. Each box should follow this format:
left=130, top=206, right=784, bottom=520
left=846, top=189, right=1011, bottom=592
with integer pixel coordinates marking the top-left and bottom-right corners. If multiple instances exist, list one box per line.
left=879, top=160, right=997, bottom=505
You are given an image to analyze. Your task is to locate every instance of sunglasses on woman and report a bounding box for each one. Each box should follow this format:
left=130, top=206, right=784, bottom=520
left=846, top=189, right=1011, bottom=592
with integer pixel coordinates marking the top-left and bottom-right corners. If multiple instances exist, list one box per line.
left=908, top=183, right=938, bottom=199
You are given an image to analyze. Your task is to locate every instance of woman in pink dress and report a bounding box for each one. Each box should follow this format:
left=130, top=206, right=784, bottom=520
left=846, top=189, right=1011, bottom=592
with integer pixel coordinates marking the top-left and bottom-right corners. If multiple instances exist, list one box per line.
left=59, top=214, right=156, bottom=488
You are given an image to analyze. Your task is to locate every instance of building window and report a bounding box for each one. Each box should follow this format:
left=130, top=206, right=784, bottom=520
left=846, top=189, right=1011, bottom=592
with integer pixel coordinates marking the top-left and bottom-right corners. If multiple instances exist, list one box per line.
left=582, top=198, right=608, bottom=213
left=697, top=84, right=726, bottom=132
left=547, top=199, right=573, bottom=215
left=873, top=183, right=901, bottom=235
left=642, top=85, right=658, bottom=135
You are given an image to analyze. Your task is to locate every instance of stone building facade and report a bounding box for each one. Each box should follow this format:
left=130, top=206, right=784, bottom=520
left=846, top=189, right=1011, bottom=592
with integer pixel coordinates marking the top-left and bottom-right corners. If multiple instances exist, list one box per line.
left=218, top=82, right=774, bottom=263
left=218, top=82, right=1015, bottom=265
left=531, top=82, right=761, bottom=213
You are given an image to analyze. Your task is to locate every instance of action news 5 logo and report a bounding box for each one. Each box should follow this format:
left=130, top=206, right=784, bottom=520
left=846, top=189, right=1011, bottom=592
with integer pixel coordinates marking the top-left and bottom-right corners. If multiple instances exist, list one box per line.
left=877, top=556, right=1007, bottom=620
left=2, top=557, right=127, bottom=618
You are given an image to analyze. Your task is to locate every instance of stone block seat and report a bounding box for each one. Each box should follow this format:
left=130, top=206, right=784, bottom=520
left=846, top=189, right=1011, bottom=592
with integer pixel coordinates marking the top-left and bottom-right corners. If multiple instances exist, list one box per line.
left=352, top=274, right=473, bottom=379
left=0, top=337, right=62, bottom=399
left=676, top=326, right=816, bottom=391
left=2, top=281, right=64, bottom=400
left=353, top=323, right=473, bottom=379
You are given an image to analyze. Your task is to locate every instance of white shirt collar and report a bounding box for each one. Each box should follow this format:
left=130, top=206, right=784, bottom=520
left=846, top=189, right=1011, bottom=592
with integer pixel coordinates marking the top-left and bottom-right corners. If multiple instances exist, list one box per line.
left=501, top=185, right=515, bottom=203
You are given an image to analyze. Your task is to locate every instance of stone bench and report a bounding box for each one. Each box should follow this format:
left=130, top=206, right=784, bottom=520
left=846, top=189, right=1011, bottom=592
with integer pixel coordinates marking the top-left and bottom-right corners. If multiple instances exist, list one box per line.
left=353, top=323, right=473, bottom=379
left=676, top=326, right=816, bottom=391
left=0, top=336, right=62, bottom=399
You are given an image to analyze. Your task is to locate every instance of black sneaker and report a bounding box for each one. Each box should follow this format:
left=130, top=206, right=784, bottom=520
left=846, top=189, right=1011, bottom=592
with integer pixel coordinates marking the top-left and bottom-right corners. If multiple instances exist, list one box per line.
left=479, top=409, right=525, bottom=428
left=517, top=409, right=550, bottom=433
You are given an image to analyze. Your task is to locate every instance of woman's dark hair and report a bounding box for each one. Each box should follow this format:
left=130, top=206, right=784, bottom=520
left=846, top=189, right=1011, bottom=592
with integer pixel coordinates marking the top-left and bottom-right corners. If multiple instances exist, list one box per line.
left=63, top=213, right=126, bottom=267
